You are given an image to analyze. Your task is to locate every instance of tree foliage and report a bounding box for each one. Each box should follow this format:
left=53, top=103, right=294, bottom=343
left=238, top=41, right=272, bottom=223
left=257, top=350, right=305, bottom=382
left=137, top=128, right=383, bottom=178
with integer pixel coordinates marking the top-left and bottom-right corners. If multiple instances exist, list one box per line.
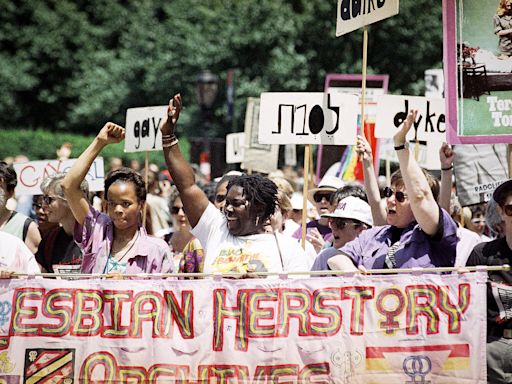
left=0, top=0, right=443, bottom=141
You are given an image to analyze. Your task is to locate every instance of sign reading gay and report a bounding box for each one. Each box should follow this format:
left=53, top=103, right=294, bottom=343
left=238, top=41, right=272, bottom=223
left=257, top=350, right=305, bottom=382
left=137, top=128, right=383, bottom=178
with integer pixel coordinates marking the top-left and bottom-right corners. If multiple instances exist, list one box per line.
left=258, top=92, right=358, bottom=146
left=0, top=273, right=486, bottom=382
left=125, top=106, right=167, bottom=152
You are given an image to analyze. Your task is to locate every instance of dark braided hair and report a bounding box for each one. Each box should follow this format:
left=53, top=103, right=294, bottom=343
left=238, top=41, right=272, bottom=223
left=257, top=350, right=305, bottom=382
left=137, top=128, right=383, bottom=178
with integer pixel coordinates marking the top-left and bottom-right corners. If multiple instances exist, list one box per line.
left=104, top=167, right=146, bottom=202
left=227, top=174, right=277, bottom=223
left=0, top=162, right=17, bottom=193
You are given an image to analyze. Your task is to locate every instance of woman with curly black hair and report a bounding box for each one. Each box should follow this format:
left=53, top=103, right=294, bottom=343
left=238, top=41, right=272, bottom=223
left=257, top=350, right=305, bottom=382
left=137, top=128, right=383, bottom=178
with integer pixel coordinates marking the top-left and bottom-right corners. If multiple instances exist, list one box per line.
left=62, top=123, right=173, bottom=276
left=161, top=94, right=308, bottom=276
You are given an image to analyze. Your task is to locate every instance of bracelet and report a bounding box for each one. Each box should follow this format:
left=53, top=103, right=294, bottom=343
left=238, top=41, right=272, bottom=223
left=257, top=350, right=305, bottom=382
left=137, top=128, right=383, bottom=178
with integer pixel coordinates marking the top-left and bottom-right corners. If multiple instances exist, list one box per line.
left=162, top=138, right=179, bottom=148
left=441, top=166, right=453, bottom=171
left=162, top=134, right=177, bottom=142
left=394, top=143, right=407, bottom=151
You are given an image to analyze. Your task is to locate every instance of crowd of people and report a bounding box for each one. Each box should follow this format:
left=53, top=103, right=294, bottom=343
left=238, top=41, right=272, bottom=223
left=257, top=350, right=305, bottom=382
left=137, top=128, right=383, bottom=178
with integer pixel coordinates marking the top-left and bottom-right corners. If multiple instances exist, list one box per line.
left=1, top=95, right=511, bottom=381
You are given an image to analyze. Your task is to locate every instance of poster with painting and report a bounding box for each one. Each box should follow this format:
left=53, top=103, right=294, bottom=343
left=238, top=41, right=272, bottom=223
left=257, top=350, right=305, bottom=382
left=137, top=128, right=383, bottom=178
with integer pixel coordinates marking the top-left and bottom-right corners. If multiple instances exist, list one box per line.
left=444, top=0, right=512, bottom=143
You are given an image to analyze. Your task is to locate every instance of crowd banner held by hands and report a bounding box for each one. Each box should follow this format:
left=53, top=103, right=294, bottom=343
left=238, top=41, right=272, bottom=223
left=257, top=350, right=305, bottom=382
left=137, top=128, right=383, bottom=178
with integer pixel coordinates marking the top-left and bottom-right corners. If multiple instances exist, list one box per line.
left=14, top=158, right=105, bottom=196
left=336, top=0, right=399, bottom=36
left=241, top=97, right=278, bottom=173
left=0, top=272, right=486, bottom=382
left=225, top=132, right=245, bottom=164
left=453, top=143, right=509, bottom=206
left=443, top=0, right=512, bottom=144
left=258, top=92, right=358, bottom=146
left=124, top=106, right=167, bottom=152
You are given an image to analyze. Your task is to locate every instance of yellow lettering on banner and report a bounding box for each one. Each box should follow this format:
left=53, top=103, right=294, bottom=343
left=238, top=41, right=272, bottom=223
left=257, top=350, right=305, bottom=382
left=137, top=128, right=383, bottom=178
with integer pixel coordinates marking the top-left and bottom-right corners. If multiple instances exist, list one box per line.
left=406, top=285, right=439, bottom=335
left=248, top=290, right=277, bottom=337
left=131, top=292, right=165, bottom=338
left=80, top=351, right=117, bottom=383
left=197, top=365, right=250, bottom=383
left=341, top=287, right=374, bottom=335
left=254, top=365, right=299, bottom=381
left=277, top=290, right=310, bottom=336
left=213, top=289, right=248, bottom=351
left=72, top=291, right=103, bottom=336
left=12, top=289, right=44, bottom=334
left=103, top=291, right=131, bottom=337
left=298, top=362, right=331, bottom=382
left=147, top=365, right=190, bottom=382
left=119, top=367, right=146, bottom=383
left=438, top=284, right=470, bottom=334
left=41, top=290, right=72, bottom=335
left=163, top=290, right=194, bottom=339
left=310, top=289, right=342, bottom=336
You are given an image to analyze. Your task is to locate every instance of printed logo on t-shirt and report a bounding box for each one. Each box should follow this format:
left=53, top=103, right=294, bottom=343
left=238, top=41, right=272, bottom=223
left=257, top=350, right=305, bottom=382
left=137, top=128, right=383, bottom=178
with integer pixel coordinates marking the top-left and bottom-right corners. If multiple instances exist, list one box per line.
left=491, top=282, right=512, bottom=322
left=211, top=246, right=269, bottom=274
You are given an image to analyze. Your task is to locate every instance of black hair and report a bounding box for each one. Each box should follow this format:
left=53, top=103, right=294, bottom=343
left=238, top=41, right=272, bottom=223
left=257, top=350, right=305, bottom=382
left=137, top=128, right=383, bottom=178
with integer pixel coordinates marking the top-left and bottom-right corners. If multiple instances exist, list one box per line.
left=227, top=174, right=277, bottom=223
left=104, top=167, right=146, bottom=202
left=0, top=162, right=17, bottom=192
left=391, top=168, right=440, bottom=202
left=331, top=183, right=368, bottom=205
left=202, top=181, right=218, bottom=203
left=216, top=174, right=237, bottom=194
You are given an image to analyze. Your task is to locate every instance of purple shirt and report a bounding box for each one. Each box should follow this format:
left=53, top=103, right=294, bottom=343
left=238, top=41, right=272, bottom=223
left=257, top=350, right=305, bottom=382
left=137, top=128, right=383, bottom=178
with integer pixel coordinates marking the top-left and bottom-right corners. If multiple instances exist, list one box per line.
left=340, top=207, right=458, bottom=269
left=75, top=206, right=173, bottom=274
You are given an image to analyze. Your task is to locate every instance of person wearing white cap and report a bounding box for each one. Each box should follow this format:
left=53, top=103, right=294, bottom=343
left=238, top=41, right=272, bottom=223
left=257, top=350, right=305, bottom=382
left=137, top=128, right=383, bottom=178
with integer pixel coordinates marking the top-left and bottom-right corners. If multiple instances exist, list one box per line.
left=292, top=175, right=344, bottom=253
left=311, top=197, right=373, bottom=271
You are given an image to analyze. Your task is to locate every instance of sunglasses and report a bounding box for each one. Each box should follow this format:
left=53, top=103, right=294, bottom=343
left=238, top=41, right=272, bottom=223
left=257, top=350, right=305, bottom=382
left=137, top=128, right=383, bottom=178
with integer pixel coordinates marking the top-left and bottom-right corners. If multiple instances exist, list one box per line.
left=504, top=204, right=512, bottom=217
left=42, top=195, right=64, bottom=205
left=329, top=218, right=363, bottom=229
left=313, top=192, right=333, bottom=203
left=383, top=187, right=407, bottom=203
left=171, top=206, right=184, bottom=215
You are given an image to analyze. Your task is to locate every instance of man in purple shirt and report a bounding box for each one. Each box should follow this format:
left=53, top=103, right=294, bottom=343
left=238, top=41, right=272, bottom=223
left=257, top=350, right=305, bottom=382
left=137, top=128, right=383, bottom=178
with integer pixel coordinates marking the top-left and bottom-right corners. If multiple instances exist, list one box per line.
left=328, top=110, right=458, bottom=272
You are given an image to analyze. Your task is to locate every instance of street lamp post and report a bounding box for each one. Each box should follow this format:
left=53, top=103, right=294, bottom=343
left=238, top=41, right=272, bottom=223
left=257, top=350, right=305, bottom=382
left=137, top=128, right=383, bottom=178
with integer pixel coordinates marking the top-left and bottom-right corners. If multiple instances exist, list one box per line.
left=195, top=70, right=219, bottom=181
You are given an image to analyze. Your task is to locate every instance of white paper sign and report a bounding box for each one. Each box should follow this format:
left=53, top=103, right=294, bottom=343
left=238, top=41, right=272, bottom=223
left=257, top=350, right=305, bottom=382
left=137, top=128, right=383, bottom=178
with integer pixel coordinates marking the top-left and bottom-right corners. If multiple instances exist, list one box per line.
left=378, top=138, right=443, bottom=170
left=125, top=106, right=167, bottom=152
left=14, top=158, right=105, bottom=195
left=258, top=93, right=358, bottom=145
left=336, top=0, right=399, bottom=36
left=242, top=98, right=279, bottom=173
left=226, top=133, right=245, bottom=164
left=375, top=95, right=446, bottom=142
left=284, top=144, right=297, bottom=167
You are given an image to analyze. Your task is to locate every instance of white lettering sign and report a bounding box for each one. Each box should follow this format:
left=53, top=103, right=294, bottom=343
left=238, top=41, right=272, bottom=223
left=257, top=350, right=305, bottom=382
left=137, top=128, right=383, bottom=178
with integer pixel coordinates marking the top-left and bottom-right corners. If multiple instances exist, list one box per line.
left=125, top=106, right=167, bottom=152
left=376, top=95, right=446, bottom=142
left=258, top=93, right=358, bottom=145
left=14, top=158, right=105, bottom=195
left=336, top=0, right=399, bottom=36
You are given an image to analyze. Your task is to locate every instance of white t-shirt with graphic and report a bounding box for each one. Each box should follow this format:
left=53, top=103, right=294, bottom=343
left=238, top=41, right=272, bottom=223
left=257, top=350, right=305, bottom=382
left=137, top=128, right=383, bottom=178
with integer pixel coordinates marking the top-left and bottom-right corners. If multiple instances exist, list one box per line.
left=191, top=203, right=309, bottom=276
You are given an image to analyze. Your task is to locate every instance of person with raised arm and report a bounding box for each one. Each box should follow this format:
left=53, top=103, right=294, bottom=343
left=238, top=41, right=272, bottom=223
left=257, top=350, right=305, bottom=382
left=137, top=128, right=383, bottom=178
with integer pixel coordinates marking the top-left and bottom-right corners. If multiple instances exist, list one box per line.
left=161, top=94, right=308, bottom=276
left=61, top=123, right=173, bottom=276
left=327, top=110, right=458, bottom=272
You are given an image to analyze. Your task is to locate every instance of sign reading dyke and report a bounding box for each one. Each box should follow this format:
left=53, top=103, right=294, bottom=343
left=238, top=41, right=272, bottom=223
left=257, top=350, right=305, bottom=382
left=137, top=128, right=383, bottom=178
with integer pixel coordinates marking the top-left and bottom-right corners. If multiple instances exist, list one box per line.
left=258, top=92, right=358, bottom=145
left=14, top=158, right=105, bottom=195
left=375, top=95, right=446, bottom=142
left=336, top=0, right=399, bottom=36
left=125, top=106, right=167, bottom=152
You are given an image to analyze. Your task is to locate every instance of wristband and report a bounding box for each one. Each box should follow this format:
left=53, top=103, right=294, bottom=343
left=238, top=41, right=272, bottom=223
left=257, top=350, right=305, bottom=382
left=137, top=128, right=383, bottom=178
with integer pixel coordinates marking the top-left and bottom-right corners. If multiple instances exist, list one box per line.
left=441, top=166, right=453, bottom=171
left=394, top=142, right=409, bottom=151
left=162, top=138, right=179, bottom=148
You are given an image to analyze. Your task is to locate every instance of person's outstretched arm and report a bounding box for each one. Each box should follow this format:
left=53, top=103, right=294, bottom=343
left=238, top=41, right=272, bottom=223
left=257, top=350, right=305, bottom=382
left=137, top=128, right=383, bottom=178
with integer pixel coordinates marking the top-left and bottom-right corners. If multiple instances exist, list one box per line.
left=438, top=142, right=454, bottom=212
left=62, top=122, right=124, bottom=225
left=394, top=110, right=439, bottom=235
left=355, top=135, right=387, bottom=225
left=160, top=94, right=209, bottom=228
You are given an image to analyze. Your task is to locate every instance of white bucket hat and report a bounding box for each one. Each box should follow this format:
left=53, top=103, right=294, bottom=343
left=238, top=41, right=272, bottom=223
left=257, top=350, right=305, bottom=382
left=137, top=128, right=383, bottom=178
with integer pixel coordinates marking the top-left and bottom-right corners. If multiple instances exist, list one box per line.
left=321, top=196, right=373, bottom=227
left=307, top=175, right=344, bottom=203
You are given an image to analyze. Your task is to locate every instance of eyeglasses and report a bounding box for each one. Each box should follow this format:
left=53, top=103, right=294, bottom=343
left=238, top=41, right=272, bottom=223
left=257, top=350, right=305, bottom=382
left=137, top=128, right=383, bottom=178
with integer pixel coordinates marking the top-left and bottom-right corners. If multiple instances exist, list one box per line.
left=313, top=192, right=333, bottom=203
left=215, top=194, right=226, bottom=204
left=42, top=195, right=65, bottom=205
left=504, top=204, right=512, bottom=217
left=171, top=206, right=184, bottom=215
left=383, top=187, right=407, bottom=203
left=329, top=218, right=364, bottom=229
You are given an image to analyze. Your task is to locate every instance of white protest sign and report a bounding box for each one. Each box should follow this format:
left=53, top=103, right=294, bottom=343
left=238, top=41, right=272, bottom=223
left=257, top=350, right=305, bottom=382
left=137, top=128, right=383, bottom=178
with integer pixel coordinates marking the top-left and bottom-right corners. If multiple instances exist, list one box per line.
left=284, top=144, right=297, bottom=167
left=125, top=106, right=167, bottom=152
left=242, top=98, right=279, bottom=173
left=226, top=132, right=245, bottom=164
left=14, top=157, right=105, bottom=195
left=336, top=0, right=399, bottom=36
left=378, top=138, right=443, bottom=170
left=375, top=95, right=446, bottom=142
left=258, top=93, right=358, bottom=145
